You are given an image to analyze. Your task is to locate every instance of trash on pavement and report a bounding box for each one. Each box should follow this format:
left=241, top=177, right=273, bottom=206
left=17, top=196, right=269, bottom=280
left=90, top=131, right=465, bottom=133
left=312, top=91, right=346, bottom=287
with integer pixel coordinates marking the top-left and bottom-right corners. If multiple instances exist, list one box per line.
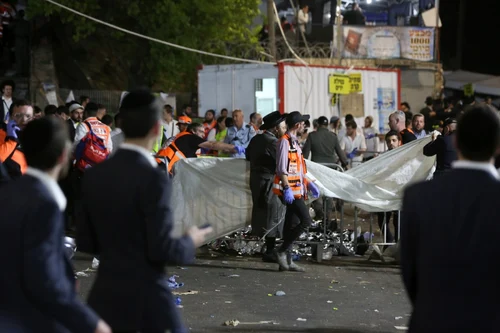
left=296, top=318, right=307, bottom=322
left=168, top=275, right=185, bottom=289
left=395, top=316, right=403, bottom=320
left=395, top=326, right=408, bottom=331
left=175, top=297, right=182, bottom=306
left=274, top=291, right=286, bottom=296
left=91, top=257, right=100, bottom=269
left=333, top=307, right=338, bottom=311
left=224, top=320, right=240, bottom=327
left=330, top=280, right=339, bottom=284
left=327, top=301, right=333, bottom=303
left=172, top=290, right=199, bottom=296
left=75, top=271, right=89, bottom=277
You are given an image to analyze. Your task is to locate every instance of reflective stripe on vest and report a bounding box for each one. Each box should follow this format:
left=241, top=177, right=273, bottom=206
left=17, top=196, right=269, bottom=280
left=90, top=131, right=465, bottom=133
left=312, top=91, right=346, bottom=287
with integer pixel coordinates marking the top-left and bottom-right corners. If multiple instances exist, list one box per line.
left=272, top=134, right=308, bottom=199
left=152, top=125, right=164, bottom=153
left=156, top=131, right=191, bottom=174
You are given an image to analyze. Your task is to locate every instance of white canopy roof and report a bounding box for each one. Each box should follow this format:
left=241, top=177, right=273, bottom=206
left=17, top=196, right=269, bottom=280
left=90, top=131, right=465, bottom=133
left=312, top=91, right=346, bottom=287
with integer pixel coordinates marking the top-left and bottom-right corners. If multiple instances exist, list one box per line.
left=444, top=70, right=500, bottom=97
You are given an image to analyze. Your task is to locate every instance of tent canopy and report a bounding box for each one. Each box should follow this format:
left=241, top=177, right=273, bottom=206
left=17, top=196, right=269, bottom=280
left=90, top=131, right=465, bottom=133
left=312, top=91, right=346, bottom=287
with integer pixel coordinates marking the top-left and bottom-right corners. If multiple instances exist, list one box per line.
left=444, top=70, right=500, bottom=97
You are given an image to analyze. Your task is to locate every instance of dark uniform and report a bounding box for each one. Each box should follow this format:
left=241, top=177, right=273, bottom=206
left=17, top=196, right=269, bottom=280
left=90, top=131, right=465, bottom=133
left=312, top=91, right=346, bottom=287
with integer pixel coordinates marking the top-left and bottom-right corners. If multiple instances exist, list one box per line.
left=245, top=112, right=286, bottom=259
left=423, top=132, right=458, bottom=176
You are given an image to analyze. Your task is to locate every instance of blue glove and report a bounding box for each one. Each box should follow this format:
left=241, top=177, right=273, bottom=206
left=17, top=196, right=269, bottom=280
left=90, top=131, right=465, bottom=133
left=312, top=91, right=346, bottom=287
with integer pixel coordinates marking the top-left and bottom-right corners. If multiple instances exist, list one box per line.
left=308, top=181, right=320, bottom=198
left=365, top=133, right=376, bottom=140
left=235, top=145, right=245, bottom=155
left=283, top=187, right=294, bottom=204
left=347, top=148, right=358, bottom=159
left=6, top=120, right=20, bottom=139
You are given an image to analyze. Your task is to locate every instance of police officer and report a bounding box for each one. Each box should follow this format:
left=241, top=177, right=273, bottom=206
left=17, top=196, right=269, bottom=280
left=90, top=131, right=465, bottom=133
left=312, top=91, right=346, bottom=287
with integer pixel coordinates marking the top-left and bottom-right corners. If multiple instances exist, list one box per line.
left=246, top=111, right=288, bottom=262
left=423, top=117, right=458, bottom=177
left=224, top=109, right=256, bottom=157
left=273, top=111, right=320, bottom=272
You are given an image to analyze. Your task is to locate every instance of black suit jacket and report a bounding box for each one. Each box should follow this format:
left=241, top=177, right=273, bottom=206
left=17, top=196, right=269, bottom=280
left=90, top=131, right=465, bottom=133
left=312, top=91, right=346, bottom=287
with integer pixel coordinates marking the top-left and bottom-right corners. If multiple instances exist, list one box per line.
left=401, top=168, right=500, bottom=332
left=246, top=131, right=278, bottom=175
left=423, top=132, right=458, bottom=173
left=77, top=148, right=195, bottom=332
left=0, top=175, right=98, bottom=333
left=67, top=118, right=76, bottom=143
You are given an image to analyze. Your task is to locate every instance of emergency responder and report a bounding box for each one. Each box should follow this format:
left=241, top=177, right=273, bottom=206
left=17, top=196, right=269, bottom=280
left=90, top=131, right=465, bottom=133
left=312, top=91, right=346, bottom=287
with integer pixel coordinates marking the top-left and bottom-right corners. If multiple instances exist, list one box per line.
left=246, top=111, right=288, bottom=262
left=273, top=111, right=320, bottom=272
left=157, top=122, right=244, bottom=175
left=163, top=115, right=191, bottom=148
left=224, top=109, right=256, bottom=158
left=0, top=99, right=33, bottom=178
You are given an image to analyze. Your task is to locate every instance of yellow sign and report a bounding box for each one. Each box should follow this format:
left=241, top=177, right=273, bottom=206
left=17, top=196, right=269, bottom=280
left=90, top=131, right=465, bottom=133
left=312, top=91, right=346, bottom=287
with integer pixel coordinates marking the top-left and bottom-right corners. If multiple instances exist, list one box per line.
left=329, top=74, right=351, bottom=95
left=463, top=83, right=474, bottom=97
left=349, top=73, right=362, bottom=93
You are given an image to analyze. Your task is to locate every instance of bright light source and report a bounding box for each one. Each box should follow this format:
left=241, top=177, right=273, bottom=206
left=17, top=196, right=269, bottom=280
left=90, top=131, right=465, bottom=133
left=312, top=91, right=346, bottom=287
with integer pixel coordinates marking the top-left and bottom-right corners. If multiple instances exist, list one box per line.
left=367, top=0, right=372, bottom=3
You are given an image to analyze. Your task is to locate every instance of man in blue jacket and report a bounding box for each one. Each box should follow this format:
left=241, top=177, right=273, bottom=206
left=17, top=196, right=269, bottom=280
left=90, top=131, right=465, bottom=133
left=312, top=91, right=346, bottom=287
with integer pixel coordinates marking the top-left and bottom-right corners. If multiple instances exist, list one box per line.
left=0, top=117, right=110, bottom=333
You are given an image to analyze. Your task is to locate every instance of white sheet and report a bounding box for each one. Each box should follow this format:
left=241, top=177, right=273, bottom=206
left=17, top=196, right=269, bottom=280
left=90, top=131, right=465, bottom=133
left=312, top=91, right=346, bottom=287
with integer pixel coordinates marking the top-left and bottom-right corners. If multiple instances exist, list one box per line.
left=171, top=137, right=436, bottom=241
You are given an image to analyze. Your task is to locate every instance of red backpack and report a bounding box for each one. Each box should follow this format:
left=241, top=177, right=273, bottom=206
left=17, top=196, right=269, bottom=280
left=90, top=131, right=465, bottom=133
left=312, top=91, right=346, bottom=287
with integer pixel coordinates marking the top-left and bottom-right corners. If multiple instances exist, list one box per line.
left=74, top=121, right=109, bottom=171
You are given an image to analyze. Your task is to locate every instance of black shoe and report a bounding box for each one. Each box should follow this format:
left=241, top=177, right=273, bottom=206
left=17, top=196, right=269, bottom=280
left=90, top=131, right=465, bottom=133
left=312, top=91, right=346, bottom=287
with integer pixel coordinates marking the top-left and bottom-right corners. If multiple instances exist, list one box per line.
left=262, top=252, right=277, bottom=263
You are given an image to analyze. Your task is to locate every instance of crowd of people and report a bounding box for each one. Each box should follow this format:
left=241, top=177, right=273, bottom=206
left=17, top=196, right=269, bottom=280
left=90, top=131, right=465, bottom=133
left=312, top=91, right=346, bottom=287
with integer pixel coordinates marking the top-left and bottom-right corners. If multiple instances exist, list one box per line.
left=1, top=85, right=500, bottom=332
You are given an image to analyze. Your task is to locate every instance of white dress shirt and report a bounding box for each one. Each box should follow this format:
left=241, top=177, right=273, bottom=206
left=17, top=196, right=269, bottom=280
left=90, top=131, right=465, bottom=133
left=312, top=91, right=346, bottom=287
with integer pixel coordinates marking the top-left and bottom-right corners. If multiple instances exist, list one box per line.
left=163, top=120, right=179, bottom=139
left=25, top=168, right=67, bottom=211
left=452, top=160, right=500, bottom=180
left=119, top=143, right=158, bottom=168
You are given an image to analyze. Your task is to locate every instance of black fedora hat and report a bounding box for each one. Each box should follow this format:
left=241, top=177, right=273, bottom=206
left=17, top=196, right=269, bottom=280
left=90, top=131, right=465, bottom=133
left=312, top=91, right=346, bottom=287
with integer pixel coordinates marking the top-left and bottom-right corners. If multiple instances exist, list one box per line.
left=260, top=111, right=287, bottom=130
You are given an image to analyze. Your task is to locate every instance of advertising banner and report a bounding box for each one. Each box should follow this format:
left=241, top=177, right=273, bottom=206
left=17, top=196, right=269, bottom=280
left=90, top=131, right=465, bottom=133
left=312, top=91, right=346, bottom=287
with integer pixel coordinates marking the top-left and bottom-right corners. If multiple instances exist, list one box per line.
left=333, top=26, right=435, bottom=62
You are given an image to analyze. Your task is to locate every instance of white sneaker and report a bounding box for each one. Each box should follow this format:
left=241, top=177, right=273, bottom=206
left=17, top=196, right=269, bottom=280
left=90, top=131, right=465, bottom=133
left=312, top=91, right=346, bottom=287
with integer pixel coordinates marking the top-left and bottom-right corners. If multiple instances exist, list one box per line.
left=92, top=257, right=100, bottom=269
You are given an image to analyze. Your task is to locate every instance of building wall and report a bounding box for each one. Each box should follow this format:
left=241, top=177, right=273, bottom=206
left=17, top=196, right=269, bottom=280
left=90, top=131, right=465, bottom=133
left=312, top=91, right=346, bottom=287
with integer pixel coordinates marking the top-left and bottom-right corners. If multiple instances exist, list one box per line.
left=198, top=64, right=278, bottom=119
left=400, top=69, right=436, bottom=113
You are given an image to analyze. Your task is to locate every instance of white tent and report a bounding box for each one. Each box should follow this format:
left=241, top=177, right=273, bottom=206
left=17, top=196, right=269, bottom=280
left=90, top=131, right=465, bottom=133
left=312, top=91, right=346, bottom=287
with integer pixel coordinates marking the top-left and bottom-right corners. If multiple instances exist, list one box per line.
left=444, top=70, right=500, bottom=97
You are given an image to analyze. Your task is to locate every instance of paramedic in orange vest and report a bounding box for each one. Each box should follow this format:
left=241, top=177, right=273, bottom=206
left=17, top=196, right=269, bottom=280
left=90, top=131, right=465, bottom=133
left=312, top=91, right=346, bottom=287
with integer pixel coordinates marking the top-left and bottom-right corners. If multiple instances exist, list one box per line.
left=157, top=122, right=244, bottom=174
left=272, top=111, right=320, bottom=272
left=0, top=99, right=32, bottom=178
left=73, top=102, right=113, bottom=153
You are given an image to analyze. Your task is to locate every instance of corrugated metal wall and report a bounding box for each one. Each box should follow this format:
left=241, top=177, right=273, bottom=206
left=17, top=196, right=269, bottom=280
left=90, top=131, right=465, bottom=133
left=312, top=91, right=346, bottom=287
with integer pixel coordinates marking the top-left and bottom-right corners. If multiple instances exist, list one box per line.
left=282, top=64, right=399, bottom=133
left=198, top=64, right=278, bottom=119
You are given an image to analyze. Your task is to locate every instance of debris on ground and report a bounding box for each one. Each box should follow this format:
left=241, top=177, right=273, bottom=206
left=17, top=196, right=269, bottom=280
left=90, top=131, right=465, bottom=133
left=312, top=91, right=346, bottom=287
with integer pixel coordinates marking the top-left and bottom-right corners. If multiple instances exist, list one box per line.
left=296, top=318, right=307, bottom=322
left=207, top=224, right=368, bottom=258
left=330, top=280, right=340, bottom=284
left=327, top=301, right=333, bottom=303
left=75, top=271, right=89, bottom=277
left=167, top=275, right=184, bottom=289
left=275, top=291, right=286, bottom=296
left=172, top=290, right=199, bottom=296
left=395, top=326, right=408, bottom=331
left=224, top=320, right=240, bottom=326
left=395, top=316, right=403, bottom=320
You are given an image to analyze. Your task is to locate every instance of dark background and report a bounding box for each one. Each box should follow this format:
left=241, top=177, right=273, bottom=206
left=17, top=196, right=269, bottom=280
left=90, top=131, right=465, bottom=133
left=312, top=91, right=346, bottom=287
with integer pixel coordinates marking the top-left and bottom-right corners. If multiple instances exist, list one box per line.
left=440, top=0, right=498, bottom=74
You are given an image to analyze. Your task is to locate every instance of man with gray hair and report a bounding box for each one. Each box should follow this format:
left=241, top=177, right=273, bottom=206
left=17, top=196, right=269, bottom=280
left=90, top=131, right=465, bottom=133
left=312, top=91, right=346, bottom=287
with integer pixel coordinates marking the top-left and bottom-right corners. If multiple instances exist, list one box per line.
left=388, top=110, right=416, bottom=144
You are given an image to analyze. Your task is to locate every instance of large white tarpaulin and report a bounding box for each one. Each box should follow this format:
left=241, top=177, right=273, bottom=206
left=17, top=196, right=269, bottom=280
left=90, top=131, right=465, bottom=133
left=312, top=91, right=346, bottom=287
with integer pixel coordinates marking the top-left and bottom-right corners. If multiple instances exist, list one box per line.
left=171, top=137, right=435, bottom=241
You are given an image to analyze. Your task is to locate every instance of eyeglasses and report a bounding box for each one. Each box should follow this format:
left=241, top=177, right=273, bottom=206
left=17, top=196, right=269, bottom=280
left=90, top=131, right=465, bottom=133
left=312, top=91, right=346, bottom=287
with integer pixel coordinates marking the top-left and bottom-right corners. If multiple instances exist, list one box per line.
left=13, top=113, right=32, bottom=121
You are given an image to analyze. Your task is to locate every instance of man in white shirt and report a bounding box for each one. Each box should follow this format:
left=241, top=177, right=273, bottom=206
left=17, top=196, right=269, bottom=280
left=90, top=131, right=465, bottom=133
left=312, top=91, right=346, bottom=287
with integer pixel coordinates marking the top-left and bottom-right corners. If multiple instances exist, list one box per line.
left=1, top=80, right=14, bottom=123
left=111, top=113, right=124, bottom=149
left=162, top=104, right=179, bottom=139
left=341, top=120, right=366, bottom=167
left=297, top=5, right=309, bottom=35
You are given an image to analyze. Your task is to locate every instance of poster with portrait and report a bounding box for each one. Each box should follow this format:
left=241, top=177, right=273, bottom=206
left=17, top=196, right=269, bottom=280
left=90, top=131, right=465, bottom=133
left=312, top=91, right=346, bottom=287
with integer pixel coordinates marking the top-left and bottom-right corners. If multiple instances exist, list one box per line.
left=377, top=88, right=396, bottom=134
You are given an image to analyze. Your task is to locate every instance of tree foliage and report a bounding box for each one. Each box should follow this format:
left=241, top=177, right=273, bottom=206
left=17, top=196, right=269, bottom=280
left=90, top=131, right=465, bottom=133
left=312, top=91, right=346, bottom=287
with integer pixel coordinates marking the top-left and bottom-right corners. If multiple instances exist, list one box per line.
left=29, top=0, right=263, bottom=91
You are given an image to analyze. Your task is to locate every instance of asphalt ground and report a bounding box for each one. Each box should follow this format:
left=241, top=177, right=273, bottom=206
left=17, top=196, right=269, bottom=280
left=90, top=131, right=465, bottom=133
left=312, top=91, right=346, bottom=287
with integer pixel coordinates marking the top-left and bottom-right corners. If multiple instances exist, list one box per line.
left=73, top=251, right=410, bottom=333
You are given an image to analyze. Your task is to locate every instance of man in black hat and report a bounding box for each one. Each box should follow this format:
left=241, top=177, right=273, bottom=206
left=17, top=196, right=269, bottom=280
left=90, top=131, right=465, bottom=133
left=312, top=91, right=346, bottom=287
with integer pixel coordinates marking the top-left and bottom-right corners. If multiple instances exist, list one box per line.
left=423, top=117, right=458, bottom=177
left=272, top=111, right=320, bottom=272
left=246, top=111, right=288, bottom=262
left=420, top=96, right=437, bottom=132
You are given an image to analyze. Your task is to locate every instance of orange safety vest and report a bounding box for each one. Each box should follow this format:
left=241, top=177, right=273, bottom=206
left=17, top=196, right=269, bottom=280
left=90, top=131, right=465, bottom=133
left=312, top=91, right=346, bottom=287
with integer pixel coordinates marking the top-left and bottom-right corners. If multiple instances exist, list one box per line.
left=272, top=134, right=309, bottom=199
left=203, top=120, right=217, bottom=139
left=82, top=117, right=111, bottom=149
left=0, top=128, right=27, bottom=176
left=156, top=131, right=192, bottom=174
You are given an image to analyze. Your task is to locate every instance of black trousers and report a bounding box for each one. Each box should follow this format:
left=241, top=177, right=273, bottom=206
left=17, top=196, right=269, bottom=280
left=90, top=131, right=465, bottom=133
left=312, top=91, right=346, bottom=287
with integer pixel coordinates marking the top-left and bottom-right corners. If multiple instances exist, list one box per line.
left=377, top=211, right=399, bottom=243
left=279, top=198, right=312, bottom=252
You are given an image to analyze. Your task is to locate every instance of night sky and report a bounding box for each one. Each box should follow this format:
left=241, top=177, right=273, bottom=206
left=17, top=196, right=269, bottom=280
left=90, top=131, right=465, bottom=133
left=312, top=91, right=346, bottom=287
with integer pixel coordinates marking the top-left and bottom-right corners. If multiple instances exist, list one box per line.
left=440, top=0, right=498, bottom=75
